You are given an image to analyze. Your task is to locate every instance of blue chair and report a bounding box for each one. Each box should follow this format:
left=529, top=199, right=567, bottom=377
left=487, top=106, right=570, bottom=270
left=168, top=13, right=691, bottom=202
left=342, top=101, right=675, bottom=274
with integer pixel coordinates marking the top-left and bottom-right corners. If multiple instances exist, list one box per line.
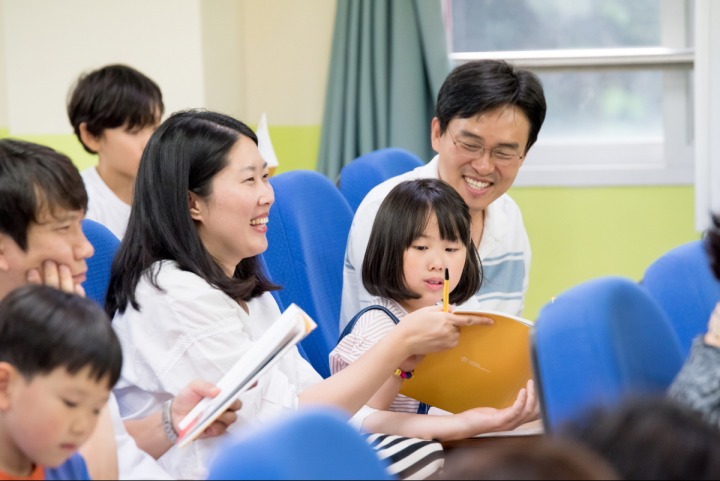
left=642, top=240, right=720, bottom=358
left=263, top=170, right=354, bottom=378
left=338, top=148, right=424, bottom=212
left=532, top=276, right=685, bottom=432
left=81, top=219, right=120, bottom=307
left=207, top=408, right=391, bottom=480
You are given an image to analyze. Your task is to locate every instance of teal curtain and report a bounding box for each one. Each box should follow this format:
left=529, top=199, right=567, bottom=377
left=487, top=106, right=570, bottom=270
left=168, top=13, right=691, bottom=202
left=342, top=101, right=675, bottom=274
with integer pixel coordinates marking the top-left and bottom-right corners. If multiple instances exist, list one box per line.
left=317, top=0, right=451, bottom=180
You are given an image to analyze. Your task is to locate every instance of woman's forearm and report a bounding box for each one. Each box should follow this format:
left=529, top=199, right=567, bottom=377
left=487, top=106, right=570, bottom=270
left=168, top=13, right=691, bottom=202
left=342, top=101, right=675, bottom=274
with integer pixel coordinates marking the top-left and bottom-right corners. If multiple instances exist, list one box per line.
left=124, top=411, right=173, bottom=460
left=299, top=328, right=412, bottom=413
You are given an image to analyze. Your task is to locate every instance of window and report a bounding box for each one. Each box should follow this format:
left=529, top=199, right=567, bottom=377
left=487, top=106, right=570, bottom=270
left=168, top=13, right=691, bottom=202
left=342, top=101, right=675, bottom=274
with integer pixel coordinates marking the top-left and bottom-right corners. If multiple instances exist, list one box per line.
left=444, top=0, right=694, bottom=187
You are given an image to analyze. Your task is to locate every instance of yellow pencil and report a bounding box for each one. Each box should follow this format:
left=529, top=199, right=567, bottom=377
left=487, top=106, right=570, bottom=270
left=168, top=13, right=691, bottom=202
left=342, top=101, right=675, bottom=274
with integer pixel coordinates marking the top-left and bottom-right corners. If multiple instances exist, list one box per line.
left=442, top=267, right=450, bottom=312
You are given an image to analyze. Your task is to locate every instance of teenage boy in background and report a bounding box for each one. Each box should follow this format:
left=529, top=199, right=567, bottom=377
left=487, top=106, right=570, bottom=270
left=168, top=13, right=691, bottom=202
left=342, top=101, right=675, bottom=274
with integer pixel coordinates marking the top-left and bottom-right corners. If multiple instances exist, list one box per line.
left=67, top=64, right=163, bottom=239
left=0, top=285, right=123, bottom=480
left=0, top=138, right=239, bottom=479
left=340, top=59, right=547, bottom=329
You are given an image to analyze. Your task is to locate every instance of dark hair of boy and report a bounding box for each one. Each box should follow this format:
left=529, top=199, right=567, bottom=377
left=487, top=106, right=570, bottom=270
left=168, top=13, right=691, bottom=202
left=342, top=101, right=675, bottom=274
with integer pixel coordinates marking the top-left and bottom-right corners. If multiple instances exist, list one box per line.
left=362, top=178, right=481, bottom=305
left=67, top=64, right=164, bottom=154
left=0, top=284, right=122, bottom=388
left=0, top=139, right=87, bottom=250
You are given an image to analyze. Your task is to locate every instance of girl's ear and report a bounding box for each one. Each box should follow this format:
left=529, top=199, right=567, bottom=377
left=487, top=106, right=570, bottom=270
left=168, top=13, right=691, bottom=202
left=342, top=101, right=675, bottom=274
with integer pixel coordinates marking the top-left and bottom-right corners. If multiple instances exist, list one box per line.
left=188, top=192, right=202, bottom=222
left=0, top=362, right=19, bottom=410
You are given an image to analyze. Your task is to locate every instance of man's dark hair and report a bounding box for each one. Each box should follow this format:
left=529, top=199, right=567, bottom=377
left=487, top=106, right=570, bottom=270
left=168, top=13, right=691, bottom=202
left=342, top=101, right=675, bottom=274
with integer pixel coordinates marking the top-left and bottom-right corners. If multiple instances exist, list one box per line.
left=435, top=59, right=547, bottom=153
left=0, top=139, right=87, bottom=250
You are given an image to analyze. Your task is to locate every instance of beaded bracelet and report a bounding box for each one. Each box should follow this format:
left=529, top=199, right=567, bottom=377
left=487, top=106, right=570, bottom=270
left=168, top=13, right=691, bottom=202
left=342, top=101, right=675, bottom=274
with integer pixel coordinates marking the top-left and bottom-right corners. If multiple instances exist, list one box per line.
left=162, top=398, right=179, bottom=444
left=394, top=368, right=414, bottom=380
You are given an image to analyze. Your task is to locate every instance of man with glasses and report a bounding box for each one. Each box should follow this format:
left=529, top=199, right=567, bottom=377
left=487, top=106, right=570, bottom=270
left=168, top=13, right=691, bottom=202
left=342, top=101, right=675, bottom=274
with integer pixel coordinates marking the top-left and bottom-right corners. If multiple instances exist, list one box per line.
left=340, top=59, right=547, bottom=329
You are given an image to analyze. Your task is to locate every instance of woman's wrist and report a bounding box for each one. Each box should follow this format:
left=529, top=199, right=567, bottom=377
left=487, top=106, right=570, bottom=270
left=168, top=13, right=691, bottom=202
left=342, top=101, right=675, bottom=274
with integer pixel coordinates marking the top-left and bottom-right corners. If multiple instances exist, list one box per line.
left=162, top=398, right=180, bottom=444
left=704, top=331, right=720, bottom=348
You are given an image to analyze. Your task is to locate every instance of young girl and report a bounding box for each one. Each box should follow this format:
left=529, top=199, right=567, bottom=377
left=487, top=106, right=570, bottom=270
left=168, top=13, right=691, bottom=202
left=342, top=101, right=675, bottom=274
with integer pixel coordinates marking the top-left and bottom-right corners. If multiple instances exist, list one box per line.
left=105, top=109, right=493, bottom=479
left=331, top=178, right=538, bottom=437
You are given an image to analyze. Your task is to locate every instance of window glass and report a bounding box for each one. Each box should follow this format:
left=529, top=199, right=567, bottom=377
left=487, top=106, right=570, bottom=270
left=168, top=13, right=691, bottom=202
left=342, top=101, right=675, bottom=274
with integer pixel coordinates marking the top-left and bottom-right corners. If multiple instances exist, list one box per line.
left=451, top=0, right=661, bottom=52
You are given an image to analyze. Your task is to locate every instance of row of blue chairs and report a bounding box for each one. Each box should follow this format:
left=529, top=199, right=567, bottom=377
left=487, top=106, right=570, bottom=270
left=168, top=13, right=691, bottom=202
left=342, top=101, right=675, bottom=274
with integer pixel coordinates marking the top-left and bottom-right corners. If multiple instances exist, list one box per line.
left=533, top=239, right=720, bottom=431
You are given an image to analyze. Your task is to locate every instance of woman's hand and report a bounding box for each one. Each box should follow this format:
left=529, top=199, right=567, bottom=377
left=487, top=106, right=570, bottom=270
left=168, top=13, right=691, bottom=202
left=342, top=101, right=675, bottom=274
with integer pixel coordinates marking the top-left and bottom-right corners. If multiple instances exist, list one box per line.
left=705, top=302, right=720, bottom=347
left=171, top=380, right=242, bottom=439
left=395, top=305, right=493, bottom=355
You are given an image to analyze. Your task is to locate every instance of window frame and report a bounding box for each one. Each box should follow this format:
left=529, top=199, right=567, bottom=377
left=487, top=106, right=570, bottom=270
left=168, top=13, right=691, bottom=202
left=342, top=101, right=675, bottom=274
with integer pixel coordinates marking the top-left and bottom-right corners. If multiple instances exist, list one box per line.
left=445, top=0, right=695, bottom=188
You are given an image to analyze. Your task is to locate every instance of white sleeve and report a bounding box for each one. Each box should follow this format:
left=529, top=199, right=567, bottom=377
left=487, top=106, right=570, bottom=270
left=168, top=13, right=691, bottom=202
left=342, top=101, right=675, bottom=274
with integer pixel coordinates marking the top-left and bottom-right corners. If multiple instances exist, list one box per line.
left=348, top=404, right=379, bottom=431
left=108, top=395, right=173, bottom=480
left=340, top=199, right=381, bottom=330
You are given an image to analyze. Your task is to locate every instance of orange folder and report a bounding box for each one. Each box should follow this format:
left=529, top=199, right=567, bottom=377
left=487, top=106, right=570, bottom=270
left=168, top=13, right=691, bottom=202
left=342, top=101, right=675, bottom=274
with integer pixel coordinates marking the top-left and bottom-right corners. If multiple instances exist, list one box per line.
left=399, top=309, right=534, bottom=413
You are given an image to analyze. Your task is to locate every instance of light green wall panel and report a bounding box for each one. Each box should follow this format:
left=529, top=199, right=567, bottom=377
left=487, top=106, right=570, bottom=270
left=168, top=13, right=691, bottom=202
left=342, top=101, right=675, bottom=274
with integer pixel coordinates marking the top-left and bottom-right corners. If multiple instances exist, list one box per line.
left=0, top=131, right=97, bottom=171
left=0, top=126, right=322, bottom=175
left=263, top=125, right=321, bottom=174
left=511, top=185, right=698, bottom=320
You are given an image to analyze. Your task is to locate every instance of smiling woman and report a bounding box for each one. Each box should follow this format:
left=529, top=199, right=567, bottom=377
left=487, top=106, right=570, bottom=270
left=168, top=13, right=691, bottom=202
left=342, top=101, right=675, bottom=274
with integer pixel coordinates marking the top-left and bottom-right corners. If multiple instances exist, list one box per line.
left=105, top=109, right=517, bottom=479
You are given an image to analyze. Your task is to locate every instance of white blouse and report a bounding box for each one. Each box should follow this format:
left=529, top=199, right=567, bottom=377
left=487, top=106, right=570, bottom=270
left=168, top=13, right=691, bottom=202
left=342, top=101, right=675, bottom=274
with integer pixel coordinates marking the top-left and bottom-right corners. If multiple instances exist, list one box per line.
left=112, top=260, right=322, bottom=479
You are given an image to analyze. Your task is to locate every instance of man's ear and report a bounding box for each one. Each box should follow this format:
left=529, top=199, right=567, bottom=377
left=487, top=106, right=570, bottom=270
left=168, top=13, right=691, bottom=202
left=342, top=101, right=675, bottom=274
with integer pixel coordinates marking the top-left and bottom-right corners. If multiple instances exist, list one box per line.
left=430, top=117, right=442, bottom=154
left=0, top=362, right=19, bottom=411
left=188, top=192, right=202, bottom=222
left=78, top=122, right=101, bottom=154
left=0, top=233, right=11, bottom=272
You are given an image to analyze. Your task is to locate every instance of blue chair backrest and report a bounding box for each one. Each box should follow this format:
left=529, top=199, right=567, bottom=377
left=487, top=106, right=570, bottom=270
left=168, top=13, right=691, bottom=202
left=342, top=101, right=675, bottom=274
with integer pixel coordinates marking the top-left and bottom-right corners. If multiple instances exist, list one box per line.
left=338, top=148, right=424, bottom=212
left=532, top=276, right=684, bottom=432
left=642, top=240, right=720, bottom=358
left=81, top=219, right=120, bottom=307
left=207, top=407, right=392, bottom=480
left=263, top=170, right=354, bottom=378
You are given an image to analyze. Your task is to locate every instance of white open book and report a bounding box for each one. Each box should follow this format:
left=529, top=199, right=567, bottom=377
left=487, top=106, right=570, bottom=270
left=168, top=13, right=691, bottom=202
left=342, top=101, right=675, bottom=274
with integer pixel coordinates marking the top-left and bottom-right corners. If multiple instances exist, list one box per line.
left=176, top=303, right=317, bottom=447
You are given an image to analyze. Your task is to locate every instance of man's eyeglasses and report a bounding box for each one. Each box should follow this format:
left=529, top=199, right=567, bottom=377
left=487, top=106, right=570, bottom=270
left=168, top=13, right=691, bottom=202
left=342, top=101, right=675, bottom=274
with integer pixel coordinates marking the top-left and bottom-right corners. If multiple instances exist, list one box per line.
left=447, top=129, right=523, bottom=164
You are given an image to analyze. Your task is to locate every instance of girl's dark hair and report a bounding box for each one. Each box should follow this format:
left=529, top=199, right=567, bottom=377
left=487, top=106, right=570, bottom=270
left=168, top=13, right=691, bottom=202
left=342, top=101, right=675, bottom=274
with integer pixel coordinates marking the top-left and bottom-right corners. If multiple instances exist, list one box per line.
left=362, top=178, right=481, bottom=304
left=0, top=285, right=122, bottom=388
left=105, top=109, right=278, bottom=316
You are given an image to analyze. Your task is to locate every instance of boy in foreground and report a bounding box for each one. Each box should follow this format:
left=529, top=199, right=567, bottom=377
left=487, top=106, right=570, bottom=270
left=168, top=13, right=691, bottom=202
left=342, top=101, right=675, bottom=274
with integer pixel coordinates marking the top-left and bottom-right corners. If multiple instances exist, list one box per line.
left=0, top=285, right=122, bottom=479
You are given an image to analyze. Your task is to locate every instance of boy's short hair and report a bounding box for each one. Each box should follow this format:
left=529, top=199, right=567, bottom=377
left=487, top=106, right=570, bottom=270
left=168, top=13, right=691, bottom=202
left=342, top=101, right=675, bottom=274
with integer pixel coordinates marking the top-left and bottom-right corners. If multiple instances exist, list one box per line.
left=67, top=64, right=164, bottom=154
left=0, top=285, right=122, bottom=388
left=362, top=178, right=481, bottom=305
left=0, top=139, right=88, bottom=250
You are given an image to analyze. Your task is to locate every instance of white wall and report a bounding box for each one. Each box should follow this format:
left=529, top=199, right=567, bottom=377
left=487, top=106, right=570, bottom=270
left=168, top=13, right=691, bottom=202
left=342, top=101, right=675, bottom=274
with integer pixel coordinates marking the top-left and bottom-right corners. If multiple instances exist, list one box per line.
left=0, top=0, right=335, bottom=135
left=237, top=0, right=335, bottom=126
left=2, top=0, right=205, bottom=134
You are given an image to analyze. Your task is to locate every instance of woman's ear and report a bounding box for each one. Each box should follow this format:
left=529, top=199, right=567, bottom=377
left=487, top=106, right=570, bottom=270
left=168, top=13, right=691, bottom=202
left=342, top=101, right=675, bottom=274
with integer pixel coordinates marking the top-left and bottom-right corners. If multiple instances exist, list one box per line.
left=78, top=123, right=101, bottom=154
left=188, top=192, right=202, bottom=222
left=0, top=362, right=18, bottom=411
